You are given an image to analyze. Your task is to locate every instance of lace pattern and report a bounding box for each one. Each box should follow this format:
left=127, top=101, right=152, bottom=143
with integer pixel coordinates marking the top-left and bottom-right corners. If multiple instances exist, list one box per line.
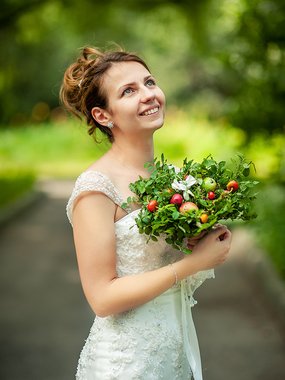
left=76, top=287, right=191, bottom=380
left=66, top=170, right=127, bottom=225
left=67, top=170, right=213, bottom=380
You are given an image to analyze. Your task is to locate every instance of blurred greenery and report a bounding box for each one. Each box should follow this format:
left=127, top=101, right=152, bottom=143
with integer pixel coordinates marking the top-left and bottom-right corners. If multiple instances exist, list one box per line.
left=253, top=184, right=285, bottom=278
left=0, top=0, right=285, bottom=277
left=0, top=170, right=35, bottom=208
left=1, top=0, right=284, bottom=136
left=0, top=112, right=284, bottom=180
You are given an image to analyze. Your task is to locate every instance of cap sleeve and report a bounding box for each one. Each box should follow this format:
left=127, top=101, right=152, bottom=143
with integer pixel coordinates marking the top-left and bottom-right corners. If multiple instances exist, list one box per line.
left=66, top=171, right=124, bottom=226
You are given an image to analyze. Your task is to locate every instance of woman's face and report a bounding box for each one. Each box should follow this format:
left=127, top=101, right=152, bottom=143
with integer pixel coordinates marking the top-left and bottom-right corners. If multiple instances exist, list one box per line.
left=102, top=61, right=165, bottom=137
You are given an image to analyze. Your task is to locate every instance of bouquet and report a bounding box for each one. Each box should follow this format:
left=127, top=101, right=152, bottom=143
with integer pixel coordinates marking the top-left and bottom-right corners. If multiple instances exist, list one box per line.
left=123, top=154, right=258, bottom=254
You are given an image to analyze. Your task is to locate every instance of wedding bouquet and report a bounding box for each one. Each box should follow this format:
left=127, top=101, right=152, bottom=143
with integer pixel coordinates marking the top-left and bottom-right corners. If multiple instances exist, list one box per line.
left=123, top=154, right=258, bottom=254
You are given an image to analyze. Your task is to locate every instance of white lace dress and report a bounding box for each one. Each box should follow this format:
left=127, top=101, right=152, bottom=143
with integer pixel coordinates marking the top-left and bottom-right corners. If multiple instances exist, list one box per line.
left=66, top=170, right=215, bottom=380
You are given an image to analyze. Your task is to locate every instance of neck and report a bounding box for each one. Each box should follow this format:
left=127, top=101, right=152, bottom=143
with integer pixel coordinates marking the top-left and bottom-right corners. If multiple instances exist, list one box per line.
left=108, top=134, right=154, bottom=172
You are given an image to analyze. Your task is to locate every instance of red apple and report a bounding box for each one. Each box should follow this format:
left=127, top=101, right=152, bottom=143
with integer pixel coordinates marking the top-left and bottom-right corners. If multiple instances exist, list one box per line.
left=147, top=200, right=158, bottom=212
left=179, top=202, right=199, bottom=214
left=208, top=191, right=215, bottom=200
left=170, top=193, right=183, bottom=206
left=227, top=180, right=239, bottom=192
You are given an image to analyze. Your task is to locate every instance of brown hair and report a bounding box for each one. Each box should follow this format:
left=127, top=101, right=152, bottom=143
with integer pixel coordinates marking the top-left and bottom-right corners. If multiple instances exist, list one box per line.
left=59, top=46, right=150, bottom=142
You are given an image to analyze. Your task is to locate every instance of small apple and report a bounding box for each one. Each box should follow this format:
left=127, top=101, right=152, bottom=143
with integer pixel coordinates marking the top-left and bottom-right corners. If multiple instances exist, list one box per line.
left=227, top=180, right=239, bottom=192
left=179, top=202, right=199, bottom=214
left=207, top=191, right=215, bottom=200
left=202, top=177, right=217, bottom=192
left=147, top=200, right=158, bottom=212
left=170, top=193, right=183, bottom=206
left=200, top=213, right=209, bottom=223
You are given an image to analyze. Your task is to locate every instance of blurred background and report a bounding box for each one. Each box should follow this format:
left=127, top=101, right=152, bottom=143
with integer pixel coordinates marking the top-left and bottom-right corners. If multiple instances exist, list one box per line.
left=0, top=0, right=284, bottom=379
left=1, top=0, right=284, bottom=279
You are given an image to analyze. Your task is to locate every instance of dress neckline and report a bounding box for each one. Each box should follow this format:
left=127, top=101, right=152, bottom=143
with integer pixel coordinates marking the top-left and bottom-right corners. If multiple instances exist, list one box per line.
left=115, top=208, right=140, bottom=225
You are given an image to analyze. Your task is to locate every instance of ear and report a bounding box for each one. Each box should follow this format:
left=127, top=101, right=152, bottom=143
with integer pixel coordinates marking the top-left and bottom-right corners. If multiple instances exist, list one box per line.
left=91, top=107, right=111, bottom=126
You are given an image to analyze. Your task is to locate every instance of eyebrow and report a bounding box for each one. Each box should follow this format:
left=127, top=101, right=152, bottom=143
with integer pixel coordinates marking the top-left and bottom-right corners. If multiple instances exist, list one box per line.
left=118, top=75, right=153, bottom=92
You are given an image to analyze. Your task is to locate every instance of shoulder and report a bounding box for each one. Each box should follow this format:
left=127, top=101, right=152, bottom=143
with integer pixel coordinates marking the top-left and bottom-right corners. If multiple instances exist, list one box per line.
left=66, top=170, right=123, bottom=225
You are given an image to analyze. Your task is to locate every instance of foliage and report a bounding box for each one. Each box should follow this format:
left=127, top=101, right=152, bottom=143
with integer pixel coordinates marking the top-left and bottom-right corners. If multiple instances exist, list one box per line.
left=155, top=109, right=285, bottom=182
left=0, top=0, right=284, bottom=138
left=252, top=184, right=285, bottom=279
left=216, top=0, right=285, bottom=136
left=0, top=169, right=35, bottom=209
left=124, top=155, right=258, bottom=253
left=0, top=112, right=284, bottom=180
left=0, top=122, right=109, bottom=177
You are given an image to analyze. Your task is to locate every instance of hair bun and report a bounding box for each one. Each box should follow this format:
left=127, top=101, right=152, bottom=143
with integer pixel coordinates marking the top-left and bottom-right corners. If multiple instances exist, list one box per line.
left=60, top=45, right=150, bottom=143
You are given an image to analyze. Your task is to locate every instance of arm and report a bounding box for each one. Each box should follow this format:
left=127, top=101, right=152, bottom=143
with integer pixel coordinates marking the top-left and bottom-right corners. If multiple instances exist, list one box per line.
left=73, top=193, right=232, bottom=317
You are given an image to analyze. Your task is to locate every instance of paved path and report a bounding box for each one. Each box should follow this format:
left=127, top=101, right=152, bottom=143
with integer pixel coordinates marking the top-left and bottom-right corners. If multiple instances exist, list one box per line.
left=0, top=180, right=284, bottom=380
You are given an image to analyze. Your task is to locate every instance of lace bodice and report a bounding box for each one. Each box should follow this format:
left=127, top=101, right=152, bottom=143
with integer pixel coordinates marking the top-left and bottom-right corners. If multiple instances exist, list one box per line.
left=67, top=170, right=214, bottom=380
left=67, top=170, right=186, bottom=272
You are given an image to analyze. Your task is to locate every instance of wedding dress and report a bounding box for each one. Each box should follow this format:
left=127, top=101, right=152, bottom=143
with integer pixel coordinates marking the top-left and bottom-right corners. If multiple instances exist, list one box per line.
left=67, top=170, right=214, bottom=380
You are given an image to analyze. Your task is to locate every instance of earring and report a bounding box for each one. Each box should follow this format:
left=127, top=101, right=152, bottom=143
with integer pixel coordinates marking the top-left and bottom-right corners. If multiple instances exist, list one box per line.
left=107, top=121, right=114, bottom=129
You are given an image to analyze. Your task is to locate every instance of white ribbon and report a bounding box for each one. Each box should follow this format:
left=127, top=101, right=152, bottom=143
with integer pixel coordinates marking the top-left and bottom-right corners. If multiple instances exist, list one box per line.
left=181, top=279, right=203, bottom=380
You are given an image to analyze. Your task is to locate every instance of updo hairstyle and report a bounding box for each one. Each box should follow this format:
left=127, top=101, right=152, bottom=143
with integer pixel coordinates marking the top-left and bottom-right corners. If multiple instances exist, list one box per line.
left=59, top=46, right=150, bottom=142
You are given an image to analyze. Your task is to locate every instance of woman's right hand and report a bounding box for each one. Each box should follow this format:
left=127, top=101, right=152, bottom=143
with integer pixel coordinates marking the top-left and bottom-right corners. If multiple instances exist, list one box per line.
left=183, top=226, right=232, bottom=273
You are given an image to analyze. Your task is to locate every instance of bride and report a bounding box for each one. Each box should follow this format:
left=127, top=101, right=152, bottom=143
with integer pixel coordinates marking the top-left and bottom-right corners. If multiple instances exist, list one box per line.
left=60, top=46, right=232, bottom=380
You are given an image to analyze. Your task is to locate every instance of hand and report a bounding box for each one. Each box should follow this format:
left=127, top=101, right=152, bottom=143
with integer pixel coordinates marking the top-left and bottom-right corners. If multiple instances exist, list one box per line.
left=186, top=223, right=226, bottom=250
left=190, top=225, right=232, bottom=271
left=187, top=231, right=207, bottom=250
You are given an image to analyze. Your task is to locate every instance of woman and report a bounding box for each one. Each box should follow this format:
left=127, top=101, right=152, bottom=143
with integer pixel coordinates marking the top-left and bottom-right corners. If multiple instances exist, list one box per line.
left=61, top=46, right=232, bottom=380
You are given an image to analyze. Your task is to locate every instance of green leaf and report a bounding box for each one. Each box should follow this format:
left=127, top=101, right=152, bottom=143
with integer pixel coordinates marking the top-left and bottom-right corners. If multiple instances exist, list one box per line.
left=172, top=210, right=180, bottom=220
left=128, top=154, right=258, bottom=252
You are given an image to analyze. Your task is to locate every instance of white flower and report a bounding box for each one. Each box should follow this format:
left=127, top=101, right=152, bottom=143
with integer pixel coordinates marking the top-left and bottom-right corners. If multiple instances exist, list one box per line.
left=168, top=164, right=181, bottom=174
left=171, top=175, right=197, bottom=200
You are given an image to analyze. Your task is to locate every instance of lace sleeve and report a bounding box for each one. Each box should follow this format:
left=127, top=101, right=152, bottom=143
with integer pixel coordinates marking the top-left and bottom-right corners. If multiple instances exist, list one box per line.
left=66, top=171, right=124, bottom=226
left=186, top=269, right=215, bottom=295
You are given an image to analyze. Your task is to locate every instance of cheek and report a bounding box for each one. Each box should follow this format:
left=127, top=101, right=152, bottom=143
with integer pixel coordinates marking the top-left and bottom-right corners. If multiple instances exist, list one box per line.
left=112, top=103, right=135, bottom=122
left=157, top=88, right=166, bottom=106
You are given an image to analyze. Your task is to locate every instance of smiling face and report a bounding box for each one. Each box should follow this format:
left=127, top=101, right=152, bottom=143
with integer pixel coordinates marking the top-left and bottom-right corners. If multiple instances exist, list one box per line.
left=92, top=61, right=165, bottom=139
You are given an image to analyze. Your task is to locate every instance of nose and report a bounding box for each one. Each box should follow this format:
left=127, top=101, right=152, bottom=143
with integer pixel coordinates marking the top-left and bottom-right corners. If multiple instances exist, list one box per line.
left=140, top=86, right=155, bottom=103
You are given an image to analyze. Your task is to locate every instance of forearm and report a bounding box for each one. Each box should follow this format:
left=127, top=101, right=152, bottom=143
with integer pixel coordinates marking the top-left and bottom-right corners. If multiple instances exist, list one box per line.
left=89, top=256, right=200, bottom=317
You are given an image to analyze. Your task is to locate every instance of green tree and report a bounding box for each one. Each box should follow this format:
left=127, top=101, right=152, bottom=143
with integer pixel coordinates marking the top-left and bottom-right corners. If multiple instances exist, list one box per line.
left=0, top=0, right=284, bottom=139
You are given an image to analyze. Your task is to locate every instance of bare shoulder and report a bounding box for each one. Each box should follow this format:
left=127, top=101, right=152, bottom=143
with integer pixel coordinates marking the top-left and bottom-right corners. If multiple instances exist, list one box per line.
left=73, top=193, right=116, bottom=240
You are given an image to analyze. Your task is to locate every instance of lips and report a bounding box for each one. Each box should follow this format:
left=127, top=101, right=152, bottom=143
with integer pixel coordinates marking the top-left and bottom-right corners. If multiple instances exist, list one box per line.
left=139, top=106, right=159, bottom=116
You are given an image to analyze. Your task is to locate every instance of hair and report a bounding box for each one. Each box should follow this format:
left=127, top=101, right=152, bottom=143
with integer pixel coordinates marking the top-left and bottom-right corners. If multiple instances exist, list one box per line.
left=59, top=46, right=150, bottom=143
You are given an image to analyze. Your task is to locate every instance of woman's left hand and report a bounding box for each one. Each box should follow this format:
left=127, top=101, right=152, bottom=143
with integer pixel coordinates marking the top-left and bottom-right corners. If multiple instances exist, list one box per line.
left=187, top=223, right=228, bottom=250
left=187, top=231, right=207, bottom=250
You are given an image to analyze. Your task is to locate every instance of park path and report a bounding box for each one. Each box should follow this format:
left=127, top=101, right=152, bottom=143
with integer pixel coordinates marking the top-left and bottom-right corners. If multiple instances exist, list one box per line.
left=0, top=180, right=284, bottom=380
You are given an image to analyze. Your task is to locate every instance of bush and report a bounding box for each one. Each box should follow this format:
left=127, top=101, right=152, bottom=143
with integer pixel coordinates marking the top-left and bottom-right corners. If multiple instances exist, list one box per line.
left=0, top=170, right=36, bottom=209
left=252, top=183, right=285, bottom=279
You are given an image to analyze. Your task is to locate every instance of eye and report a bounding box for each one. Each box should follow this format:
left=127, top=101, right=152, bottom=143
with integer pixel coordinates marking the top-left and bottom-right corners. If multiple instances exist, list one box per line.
left=122, top=87, right=135, bottom=96
left=146, top=78, right=156, bottom=87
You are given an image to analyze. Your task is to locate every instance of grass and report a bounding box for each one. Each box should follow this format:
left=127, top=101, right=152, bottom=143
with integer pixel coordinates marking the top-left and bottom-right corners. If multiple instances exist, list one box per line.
left=0, top=121, right=109, bottom=178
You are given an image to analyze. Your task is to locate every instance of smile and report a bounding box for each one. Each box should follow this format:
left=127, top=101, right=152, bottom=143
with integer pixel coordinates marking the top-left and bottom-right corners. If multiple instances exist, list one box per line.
left=140, top=107, right=159, bottom=116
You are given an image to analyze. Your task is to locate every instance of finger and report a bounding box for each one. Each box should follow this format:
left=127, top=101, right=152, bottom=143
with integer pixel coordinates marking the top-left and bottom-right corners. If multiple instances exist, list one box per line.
left=221, top=229, right=232, bottom=242
left=212, top=223, right=226, bottom=230
left=212, top=226, right=229, bottom=239
left=188, top=237, right=199, bottom=243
